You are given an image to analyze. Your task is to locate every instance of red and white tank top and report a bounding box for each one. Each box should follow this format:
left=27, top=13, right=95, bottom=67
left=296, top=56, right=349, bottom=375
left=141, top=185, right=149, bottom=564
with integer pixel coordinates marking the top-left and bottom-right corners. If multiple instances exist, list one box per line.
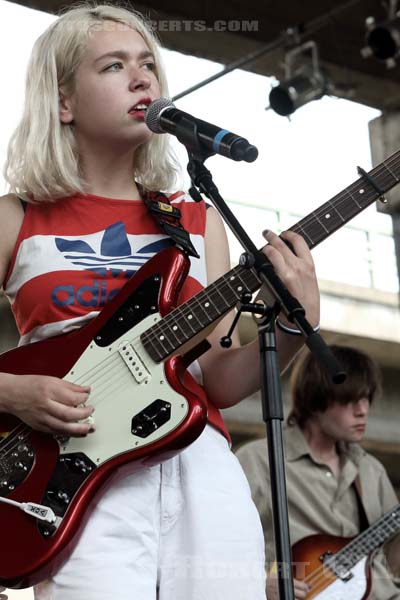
left=3, top=191, right=229, bottom=439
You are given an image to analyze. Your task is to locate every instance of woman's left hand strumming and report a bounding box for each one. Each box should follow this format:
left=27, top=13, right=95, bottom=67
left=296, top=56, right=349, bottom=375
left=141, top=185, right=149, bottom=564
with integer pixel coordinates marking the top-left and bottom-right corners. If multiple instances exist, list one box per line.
left=262, top=229, right=320, bottom=329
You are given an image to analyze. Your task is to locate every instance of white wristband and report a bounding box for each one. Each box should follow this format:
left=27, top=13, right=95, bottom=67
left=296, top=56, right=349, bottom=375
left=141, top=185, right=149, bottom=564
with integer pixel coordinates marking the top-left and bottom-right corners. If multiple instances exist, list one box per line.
left=276, top=318, right=320, bottom=336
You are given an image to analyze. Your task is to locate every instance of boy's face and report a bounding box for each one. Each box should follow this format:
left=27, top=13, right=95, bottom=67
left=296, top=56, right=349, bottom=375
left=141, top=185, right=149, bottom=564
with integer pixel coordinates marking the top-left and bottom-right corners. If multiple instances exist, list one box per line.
left=60, top=21, right=161, bottom=151
left=316, top=396, right=370, bottom=443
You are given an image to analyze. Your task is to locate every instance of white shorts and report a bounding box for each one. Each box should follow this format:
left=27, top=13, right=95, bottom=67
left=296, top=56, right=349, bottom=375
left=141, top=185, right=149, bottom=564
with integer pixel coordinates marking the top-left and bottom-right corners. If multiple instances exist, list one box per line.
left=34, top=425, right=266, bottom=600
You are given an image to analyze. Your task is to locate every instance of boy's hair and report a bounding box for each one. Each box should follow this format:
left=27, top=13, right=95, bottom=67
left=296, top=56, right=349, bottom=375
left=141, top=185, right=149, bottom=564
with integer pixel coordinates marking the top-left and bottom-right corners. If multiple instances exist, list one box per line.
left=287, top=344, right=382, bottom=428
left=4, top=2, right=180, bottom=202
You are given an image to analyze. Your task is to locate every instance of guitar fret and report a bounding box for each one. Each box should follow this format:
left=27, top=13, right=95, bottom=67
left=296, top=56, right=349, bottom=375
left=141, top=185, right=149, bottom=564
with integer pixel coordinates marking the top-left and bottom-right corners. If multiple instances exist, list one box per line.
left=180, top=310, right=197, bottom=333
left=230, top=272, right=252, bottom=298
left=328, top=199, right=346, bottom=223
left=382, top=160, right=400, bottom=183
left=172, top=310, right=196, bottom=339
left=144, top=330, right=169, bottom=361
left=334, top=505, right=400, bottom=569
left=166, top=313, right=193, bottom=344
left=346, top=188, right=362, bottom=209
left=197, top=295, right=223, bottom=320
left=168, top=321, right=188, bottom=345
left=295, top=222, right=314, bottom=246
left=313, top=211, right=330, bottom=234
left=214, top=280, right=235, bottom=308
left=141, top=149, right=400, bottom=363
left=190, top=294, right=216, bottom=324
left=153, top=328, right=175, bottom=355
left=167, top=307, right=193, bottom=345
left=141, top=266, right=260, bottom=362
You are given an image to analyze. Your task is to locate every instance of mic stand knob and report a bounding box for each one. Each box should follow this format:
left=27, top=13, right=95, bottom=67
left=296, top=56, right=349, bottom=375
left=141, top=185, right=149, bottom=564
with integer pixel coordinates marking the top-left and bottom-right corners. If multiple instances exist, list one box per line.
left=219, top=290, right=268, bottom=348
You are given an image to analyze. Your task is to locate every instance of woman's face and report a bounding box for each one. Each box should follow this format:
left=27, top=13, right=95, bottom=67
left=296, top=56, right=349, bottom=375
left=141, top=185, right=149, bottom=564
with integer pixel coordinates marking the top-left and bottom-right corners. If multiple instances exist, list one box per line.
left=60, top=21, right=161, bottom=151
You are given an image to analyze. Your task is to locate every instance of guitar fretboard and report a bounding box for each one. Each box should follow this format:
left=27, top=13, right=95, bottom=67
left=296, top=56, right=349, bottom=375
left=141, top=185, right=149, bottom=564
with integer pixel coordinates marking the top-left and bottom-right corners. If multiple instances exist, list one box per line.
left=332, top=504, right=400, bottom=574
left=141, top=150, right=400, bottom=362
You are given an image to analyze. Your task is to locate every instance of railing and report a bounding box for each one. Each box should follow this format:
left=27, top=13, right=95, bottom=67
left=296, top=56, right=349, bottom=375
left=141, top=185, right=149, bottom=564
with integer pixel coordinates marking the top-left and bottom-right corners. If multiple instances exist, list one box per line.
left=226, top=200, right=399, bottom=294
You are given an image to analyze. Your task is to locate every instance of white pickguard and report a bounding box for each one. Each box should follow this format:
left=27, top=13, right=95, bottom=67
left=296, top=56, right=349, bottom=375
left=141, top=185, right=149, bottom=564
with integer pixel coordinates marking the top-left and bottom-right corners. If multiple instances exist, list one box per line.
left=59, top=312, right=190, bottom=466
left=314, top=557, right=368, bottom=599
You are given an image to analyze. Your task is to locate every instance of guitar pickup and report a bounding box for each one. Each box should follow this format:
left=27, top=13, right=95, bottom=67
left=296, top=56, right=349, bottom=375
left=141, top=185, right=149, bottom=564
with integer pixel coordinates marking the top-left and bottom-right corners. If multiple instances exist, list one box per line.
left=131, top=400, right=171, bottom=438
left=118, top=342, right=149, bottom=383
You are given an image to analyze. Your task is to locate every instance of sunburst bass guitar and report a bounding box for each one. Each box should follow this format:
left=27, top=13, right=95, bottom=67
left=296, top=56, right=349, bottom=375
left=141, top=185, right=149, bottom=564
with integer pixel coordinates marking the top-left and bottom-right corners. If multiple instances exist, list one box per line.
left=292, top=503, right=400, bottom=599
left=0, top=151, right=400, bottom=588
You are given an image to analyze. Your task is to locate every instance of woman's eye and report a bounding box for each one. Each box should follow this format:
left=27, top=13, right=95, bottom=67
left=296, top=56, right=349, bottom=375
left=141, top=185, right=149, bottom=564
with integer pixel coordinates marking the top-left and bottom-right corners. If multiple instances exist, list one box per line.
left=143, top=62, right=156, bottom=71
left=103, top=62, right=123, bottom=72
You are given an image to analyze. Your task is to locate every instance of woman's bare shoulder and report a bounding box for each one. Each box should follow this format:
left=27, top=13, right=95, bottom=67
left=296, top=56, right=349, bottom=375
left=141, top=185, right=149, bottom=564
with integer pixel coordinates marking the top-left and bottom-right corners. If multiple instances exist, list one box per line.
left=0, top=193, right=25, bottom=287
left=0, top=192, right=25, bottom=210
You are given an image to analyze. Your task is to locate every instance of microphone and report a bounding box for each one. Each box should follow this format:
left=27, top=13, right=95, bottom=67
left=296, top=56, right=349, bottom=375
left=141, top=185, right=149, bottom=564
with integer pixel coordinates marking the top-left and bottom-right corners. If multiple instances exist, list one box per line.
left=145, top=98, right=258, bottom=163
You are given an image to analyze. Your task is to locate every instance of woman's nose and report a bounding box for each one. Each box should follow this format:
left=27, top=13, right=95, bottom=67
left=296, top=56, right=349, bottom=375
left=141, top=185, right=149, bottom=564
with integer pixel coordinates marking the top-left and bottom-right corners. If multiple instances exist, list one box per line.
left=129, top=68, right=151, bottom=91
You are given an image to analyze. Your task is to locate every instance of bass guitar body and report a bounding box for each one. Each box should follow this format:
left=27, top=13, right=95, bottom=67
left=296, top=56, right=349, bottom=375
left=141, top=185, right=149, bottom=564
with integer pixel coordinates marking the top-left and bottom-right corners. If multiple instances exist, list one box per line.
left=292, top=534, right=372, bottom=599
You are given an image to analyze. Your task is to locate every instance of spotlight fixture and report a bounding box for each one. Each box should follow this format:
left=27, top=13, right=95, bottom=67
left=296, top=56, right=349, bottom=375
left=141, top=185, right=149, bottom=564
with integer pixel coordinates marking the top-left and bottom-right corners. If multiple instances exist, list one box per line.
left=268, top=41, right=329, bottom=117
left=361, top=0, right=400, bottom=68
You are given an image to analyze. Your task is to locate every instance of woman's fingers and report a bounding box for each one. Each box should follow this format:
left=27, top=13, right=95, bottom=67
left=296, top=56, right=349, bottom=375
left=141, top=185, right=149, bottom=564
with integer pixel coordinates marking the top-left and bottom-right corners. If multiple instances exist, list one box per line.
left=263, top=230, right=313, bottom=265
left=261, top=229, right=320, bottom=328
left=49, top=400, right=94, bottom=423
left=38, top=413, right=95, bottom=436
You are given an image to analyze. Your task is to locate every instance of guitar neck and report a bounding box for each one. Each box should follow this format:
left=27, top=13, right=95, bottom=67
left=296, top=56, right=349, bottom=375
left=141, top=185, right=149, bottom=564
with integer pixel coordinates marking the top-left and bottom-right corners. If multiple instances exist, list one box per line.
left=288, top=151, right=400, bottom=248
left=334, top=503, right=400, bottom=570
left=141, top=150, right=400, bottom=362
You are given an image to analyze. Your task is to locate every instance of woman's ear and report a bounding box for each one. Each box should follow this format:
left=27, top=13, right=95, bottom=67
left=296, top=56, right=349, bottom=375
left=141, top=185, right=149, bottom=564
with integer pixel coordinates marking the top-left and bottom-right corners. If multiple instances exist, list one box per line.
left=59, top=91, right=74, bottom=124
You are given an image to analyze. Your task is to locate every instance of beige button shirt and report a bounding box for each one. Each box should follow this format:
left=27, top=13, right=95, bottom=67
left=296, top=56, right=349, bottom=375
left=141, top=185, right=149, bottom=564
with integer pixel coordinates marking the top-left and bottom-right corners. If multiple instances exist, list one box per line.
left=236, top=424, right=400, bottom=599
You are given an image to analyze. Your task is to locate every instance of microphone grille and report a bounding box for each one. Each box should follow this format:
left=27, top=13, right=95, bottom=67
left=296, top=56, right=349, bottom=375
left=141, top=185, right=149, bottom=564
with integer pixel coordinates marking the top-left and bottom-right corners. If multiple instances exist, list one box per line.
left=145, top=97, right=174, bottom=133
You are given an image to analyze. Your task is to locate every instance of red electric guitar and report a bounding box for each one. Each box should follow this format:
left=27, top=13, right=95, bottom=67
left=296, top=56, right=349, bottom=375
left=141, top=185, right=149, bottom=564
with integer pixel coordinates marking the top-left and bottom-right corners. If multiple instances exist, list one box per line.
left=0, top=150, right=399, bottom=588
left=291, top=503, right=400, bottom=599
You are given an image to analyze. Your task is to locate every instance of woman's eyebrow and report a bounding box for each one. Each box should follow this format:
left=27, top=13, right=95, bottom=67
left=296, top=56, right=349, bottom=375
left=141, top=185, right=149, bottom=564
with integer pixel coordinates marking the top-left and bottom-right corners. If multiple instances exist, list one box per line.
left=93, top=50, right=155, bottom=64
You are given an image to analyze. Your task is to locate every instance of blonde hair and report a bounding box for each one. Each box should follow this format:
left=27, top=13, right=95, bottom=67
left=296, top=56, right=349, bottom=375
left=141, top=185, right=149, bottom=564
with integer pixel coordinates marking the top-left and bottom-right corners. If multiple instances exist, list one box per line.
left=4, top=1, right=180, bottom=202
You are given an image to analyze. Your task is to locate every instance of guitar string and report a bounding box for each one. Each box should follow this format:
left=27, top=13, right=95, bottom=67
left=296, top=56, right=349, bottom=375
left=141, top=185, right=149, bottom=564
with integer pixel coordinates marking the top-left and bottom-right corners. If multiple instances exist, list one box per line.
left=0, top=163, right=400, bottom=454
left=0, top=346, right=155, bottom=461
left=0, top=423, right=29, bottom=456
left=285, top=153, right=400, bottom=234
left=143, top=154, right=400, bottom=348
left=302, top=507, right=400, bottom=587
left=295, top=507, right=400, bottom=589
left=0, top=155, right=400, bottom=426
left=0, top=155, right=399, bottom=481
left=0, top=350, right=129, bottom=459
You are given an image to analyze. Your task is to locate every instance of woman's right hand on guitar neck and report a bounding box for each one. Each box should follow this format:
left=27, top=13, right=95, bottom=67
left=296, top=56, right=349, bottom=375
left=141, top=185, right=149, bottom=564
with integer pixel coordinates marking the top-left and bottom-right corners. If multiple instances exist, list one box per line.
left=0, top=372, right=94, bottom=436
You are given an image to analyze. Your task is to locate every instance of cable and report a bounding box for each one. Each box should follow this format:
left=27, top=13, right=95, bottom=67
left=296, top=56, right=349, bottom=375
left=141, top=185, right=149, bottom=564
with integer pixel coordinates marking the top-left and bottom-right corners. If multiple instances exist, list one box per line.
left=172, top=0, right=363, bottom=101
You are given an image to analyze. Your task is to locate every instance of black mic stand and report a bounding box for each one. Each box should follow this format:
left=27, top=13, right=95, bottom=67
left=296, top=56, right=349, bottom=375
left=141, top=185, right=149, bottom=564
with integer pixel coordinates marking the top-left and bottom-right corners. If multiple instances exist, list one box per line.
left=173, top=117, right=346, bottom=599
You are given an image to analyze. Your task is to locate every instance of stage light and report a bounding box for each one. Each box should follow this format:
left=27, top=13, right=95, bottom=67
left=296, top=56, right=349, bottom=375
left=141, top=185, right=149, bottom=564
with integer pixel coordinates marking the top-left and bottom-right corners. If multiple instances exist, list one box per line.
left=267, top=41, right=329, bottom=117
left=361, top=1, right=400, bottom=68
left=268, top=67, right=327, bottom=116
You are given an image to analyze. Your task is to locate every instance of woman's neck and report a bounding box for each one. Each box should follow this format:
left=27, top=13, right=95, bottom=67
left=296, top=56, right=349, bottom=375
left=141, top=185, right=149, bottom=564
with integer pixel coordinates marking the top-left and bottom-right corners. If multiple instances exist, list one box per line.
left=78, top=141, right=141, bottom=200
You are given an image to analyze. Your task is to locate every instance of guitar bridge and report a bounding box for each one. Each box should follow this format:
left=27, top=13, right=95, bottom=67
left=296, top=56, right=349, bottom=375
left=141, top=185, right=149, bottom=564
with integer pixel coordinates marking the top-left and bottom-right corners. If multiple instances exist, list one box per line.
left=321, top=551, right=354, bottom=582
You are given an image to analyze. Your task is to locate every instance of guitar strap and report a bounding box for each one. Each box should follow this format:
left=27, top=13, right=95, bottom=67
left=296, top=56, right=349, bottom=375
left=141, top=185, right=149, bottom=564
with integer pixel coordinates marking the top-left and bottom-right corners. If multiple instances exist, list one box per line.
left=140, top=187, right=200, bottom=259
left=140, top=187, right=212, bottom=366
left=353, top=475, right=370, bottom=533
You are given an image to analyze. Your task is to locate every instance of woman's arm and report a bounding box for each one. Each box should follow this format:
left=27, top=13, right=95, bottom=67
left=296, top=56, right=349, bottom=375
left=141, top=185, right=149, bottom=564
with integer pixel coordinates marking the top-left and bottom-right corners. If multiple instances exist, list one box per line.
left=0, top=194, right=94, bottom=436
left=198, top=206, right=320, bottom=409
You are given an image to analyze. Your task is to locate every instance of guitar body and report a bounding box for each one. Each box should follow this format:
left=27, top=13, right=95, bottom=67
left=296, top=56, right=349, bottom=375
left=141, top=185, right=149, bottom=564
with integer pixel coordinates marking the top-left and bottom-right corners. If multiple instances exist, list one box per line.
left=0, top=246, right=208, bottom=588
left=292, top=534, right=372, bottom=599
